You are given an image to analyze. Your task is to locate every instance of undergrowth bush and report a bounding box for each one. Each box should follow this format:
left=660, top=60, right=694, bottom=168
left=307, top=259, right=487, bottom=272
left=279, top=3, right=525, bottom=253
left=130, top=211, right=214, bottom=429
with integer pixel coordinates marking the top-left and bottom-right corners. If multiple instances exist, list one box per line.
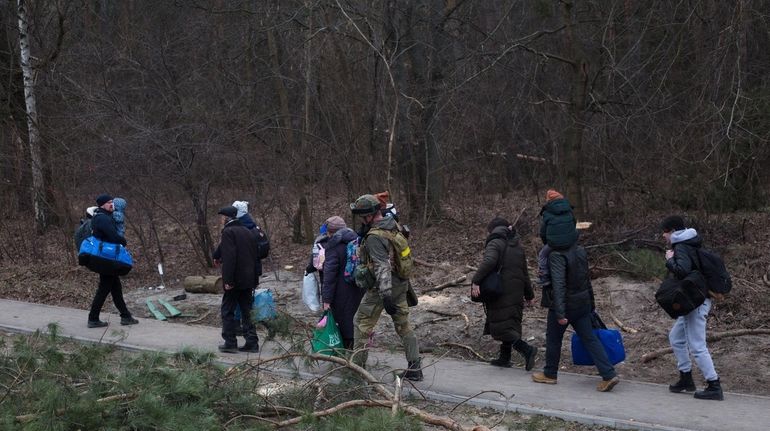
left=0, top=326, right=421, bottom=430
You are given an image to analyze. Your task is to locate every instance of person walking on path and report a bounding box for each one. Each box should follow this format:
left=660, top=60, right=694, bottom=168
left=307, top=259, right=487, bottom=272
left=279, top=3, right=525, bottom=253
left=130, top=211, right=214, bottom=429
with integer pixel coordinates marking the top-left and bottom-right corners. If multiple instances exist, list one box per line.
left=215, top=205, right=260, bottom=354
left=350, top=194, right=422, bottom=381
left=471, top=217, right=537, bottom=370
left=532, top=235, right=619, bottom=392
left=661, top=215, right=723, bottom=400
left=537, top=189, right=578, bottom=287
left=322, top=216, right=365, bottom=349
left=87, top=194, right=138, bottom=328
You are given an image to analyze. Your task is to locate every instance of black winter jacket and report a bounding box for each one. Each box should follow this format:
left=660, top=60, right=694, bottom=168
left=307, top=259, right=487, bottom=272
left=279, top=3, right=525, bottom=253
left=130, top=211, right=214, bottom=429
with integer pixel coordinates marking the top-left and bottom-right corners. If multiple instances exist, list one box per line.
left=666, top=231, right=703, bottom=280
left=545, top=245, right=594, bottom=320
left=91, top=209, right=126, bottom=245
left=472, top=226, right=534, bottom=342
left=217, top=219, right=260, bottom=290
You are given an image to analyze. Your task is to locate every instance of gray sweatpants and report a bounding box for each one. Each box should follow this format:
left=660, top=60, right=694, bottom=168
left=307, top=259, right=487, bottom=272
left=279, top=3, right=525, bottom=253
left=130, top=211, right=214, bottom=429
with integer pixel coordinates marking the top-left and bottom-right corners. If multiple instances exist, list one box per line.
left=669, top=298, right=718, bottom=381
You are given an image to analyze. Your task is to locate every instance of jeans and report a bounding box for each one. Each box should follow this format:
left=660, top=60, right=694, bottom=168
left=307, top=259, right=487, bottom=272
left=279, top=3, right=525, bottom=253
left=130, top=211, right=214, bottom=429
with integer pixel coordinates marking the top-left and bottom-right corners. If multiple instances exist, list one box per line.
left=543, top=309, right=616, bottom=380
left=221, top=289, right=259, bottom=347
left=669, top=298, right=718, bottom=381
left=88, top=274, right=130, bottom=321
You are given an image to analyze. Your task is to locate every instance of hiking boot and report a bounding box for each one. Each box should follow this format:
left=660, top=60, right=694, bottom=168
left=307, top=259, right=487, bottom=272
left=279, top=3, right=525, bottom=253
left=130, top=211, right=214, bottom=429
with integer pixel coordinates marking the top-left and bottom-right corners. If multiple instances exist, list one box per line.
left=87, top=320, right=108, bottom=328
left=694, top=379, right=724, bottom=401
left=669, top=371, right=696, bottom=393
left=399, top=359, right=424, bottom=382
left=218, top=344, right=238, bottom=354
left=597, top=376, right=620, bottom=392
left=490, top=343, right=512, bottom=368
left=120, top=316, right=139, bottom=326
left=238, top=343, right=259, bottom=353
left=532, top=372, right=557, bottom=384
left=514, top=341, right=537, bottom=371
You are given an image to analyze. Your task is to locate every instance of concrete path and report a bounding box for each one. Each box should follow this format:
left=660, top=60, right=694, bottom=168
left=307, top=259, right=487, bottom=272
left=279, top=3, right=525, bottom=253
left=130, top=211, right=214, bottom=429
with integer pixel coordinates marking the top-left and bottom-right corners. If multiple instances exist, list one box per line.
left=0, top=299, right=767, bottom=431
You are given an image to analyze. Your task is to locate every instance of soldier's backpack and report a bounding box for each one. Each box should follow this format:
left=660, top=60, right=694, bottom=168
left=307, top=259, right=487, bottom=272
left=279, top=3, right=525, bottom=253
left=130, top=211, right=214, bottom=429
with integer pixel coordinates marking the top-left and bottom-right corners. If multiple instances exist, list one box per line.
left=695, top=248, right=732, bottom=297
left=343, top=237, right=360, bottom=283
left=366, top=227, right=414, bottom=279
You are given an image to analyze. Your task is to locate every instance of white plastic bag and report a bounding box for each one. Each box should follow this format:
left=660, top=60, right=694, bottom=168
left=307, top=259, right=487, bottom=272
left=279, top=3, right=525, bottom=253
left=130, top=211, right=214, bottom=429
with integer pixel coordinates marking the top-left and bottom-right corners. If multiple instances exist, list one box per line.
left=302, top=272, right=321, bottom=312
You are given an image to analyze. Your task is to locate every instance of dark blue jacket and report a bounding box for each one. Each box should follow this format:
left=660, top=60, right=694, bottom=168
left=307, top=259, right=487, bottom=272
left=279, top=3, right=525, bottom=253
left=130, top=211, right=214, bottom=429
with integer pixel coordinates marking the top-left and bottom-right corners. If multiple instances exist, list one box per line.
left=91, top=209, right=126, bottom=246
left=539, top=198, right=578, bottom=249
left=322, top=228, right=364, bottom=340
left=547, top=245, right=594, bottom=320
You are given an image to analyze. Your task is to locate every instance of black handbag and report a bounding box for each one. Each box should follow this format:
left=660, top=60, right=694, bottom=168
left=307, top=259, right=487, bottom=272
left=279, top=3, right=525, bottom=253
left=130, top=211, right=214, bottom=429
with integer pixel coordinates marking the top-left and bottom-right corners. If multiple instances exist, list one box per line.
left=471, top=244, right=508, bottom=303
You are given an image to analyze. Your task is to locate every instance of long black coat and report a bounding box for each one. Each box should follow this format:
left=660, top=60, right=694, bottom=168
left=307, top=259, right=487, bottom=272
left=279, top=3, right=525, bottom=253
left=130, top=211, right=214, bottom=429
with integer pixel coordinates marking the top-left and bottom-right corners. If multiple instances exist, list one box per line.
left=322, top=228, right=364, bottom=341
left=218, top=219, right=260, bottom=290
left=472, top=226, right=534, bottom=343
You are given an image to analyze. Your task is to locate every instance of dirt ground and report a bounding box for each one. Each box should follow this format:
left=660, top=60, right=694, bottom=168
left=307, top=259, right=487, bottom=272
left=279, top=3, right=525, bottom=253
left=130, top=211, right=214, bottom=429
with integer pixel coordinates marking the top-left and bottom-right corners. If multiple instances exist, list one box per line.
left=1, top=194, right=769, bottom=399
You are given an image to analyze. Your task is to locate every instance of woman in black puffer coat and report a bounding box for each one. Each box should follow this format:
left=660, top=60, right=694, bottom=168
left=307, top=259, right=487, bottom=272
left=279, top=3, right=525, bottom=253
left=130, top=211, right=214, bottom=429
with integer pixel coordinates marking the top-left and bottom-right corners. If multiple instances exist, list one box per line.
left=471, top=217, right=538, bottom=370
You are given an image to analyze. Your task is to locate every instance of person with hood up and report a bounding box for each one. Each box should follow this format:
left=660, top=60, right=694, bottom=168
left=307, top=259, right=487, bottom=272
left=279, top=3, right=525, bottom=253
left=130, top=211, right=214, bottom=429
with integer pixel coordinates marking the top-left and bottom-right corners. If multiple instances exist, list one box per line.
left=537, top=189, right=578, bottom=287
left=321, top=216, right=365, bottom=349
left=112, top=197, right=128, bottom=238
left=662, top=215, right=723, bottom=401
left=471, top=217, right=538, bottom=370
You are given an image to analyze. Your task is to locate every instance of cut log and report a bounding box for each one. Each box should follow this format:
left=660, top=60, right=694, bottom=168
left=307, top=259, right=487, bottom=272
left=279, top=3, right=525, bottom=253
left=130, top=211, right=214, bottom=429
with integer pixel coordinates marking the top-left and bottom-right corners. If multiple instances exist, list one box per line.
left=183, top=275, right=223, bottom=294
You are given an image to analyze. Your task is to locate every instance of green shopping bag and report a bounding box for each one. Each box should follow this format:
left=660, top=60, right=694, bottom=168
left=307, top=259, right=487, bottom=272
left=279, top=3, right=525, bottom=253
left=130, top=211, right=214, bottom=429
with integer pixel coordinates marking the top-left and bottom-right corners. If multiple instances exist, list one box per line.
left=311, top=311, right=344, bottom=356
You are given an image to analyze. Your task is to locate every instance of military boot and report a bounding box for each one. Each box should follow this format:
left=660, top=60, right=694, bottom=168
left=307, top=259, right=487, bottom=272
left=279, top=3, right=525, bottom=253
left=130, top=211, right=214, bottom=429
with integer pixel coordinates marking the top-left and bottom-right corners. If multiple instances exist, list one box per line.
left=694, top=379, right=724, bottom=401
left=669, top=371, right=696, bottom=393
left=490, top=343, right=513, bottom=368
left=399, top=358, right=424, bottom=382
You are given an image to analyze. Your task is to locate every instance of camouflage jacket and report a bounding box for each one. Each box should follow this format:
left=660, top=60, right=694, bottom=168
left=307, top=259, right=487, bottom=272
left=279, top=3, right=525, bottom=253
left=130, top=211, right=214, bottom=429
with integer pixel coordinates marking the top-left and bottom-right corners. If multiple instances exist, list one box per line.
left=360, top=217, right=407, bottom=299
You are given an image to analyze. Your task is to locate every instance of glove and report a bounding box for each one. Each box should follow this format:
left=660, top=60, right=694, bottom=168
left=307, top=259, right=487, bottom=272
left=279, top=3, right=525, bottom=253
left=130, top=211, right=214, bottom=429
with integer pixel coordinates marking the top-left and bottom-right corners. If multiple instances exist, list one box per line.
left=382, top=295, right=398, bottom=316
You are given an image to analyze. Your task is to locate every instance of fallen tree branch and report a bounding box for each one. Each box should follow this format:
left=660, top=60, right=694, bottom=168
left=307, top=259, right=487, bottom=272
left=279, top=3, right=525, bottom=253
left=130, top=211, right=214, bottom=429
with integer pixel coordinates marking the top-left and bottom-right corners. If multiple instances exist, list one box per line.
left=185, top=310, right=212, bottom=325
left=423, top=275, right=468, bottom=293
left=415, top=258, right=442, bottom=268
left=439, top=343, right=488, bottom=362
left=642, top=329, right=770, bottom=363
left=609, top=311, right=638, bottom=334
left=428, top=310, right=471, bottom=334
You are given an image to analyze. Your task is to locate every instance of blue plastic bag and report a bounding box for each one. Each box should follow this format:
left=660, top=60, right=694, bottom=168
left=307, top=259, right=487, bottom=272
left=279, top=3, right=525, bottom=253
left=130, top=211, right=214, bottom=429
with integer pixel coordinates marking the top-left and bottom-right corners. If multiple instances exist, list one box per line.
left=78, top=236, right=133, bottom=276
left=252, top=288, right=277, bottom=321
left=571, top=329, right=626, bottom=366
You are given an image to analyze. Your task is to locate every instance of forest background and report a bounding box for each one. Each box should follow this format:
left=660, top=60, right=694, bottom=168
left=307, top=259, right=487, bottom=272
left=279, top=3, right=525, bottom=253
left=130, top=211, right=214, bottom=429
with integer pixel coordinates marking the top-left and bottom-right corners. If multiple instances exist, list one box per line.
left=1, top=0, right=770, bottom=399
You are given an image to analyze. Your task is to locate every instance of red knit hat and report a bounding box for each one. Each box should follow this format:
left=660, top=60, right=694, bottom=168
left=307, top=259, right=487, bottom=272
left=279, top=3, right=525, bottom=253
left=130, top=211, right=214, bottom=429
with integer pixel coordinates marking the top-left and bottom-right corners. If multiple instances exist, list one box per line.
left=546, top=189, right=564, bottom=202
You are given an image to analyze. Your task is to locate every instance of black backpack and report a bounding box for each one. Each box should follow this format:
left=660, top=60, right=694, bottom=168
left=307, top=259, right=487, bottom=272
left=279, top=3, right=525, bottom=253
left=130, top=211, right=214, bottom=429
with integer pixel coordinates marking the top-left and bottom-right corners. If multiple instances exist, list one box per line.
left=254, top=226, right=270, bottom=259
left=695, top=248, right=732, bottom=295
left=74, top=219, right=93, bottom=251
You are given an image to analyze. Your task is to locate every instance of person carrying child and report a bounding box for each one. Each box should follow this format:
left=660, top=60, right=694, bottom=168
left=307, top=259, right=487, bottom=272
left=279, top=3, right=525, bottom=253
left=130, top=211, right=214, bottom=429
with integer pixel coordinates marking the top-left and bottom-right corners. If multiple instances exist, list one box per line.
left=537, top=189, right=579, bottom=287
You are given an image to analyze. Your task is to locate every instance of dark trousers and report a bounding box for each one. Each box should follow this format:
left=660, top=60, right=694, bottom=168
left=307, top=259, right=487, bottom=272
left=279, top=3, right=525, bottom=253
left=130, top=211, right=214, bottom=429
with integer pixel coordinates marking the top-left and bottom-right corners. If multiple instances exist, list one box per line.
left=221, top=289, right=259, bottom=347
left=543, top=309, right=616, bottom=380
left=88, top=274, right=131, bottom=321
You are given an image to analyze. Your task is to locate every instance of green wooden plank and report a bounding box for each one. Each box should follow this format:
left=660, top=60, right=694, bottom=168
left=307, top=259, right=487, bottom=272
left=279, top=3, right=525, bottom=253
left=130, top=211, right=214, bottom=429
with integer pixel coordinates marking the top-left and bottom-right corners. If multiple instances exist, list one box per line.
left=146, top=299, right=167, bottom=321
left=158, top=299, right=182, bottom=317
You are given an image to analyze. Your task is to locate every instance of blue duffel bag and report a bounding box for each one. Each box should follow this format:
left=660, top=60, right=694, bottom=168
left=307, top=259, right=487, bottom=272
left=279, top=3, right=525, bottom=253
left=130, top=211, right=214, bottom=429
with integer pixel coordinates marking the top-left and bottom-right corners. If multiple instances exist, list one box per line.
left=571, top=312, right=626, bottom=366
left=78, top=236, right=133, bottom=276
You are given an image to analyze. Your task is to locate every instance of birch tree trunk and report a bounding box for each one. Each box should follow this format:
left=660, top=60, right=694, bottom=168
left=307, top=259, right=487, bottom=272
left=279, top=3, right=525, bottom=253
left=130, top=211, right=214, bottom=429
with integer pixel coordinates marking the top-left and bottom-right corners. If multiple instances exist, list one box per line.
left=17, top=0, right=48, bottom=232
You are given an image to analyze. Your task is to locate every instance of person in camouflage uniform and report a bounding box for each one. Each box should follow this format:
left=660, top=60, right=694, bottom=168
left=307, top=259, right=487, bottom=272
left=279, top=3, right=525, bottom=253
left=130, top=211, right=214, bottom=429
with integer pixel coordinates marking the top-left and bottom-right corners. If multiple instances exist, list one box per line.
left=350, top=194, right=423, bottom=381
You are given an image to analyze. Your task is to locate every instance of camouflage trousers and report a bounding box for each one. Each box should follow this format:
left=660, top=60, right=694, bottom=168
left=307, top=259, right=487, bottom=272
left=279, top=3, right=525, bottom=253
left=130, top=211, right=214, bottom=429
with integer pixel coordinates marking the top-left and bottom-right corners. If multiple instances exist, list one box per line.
left=352, top=287, right=419, bottom=366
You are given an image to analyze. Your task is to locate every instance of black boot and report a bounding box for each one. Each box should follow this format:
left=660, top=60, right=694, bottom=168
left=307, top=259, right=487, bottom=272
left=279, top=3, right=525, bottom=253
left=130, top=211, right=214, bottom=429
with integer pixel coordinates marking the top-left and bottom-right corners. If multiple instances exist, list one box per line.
left=400, top=358, right=424, bottom=382
left=694, top=379, right=724, bottom=401
left=513, top=340, right=537, bottom=371
left=669, top=371, right=696, bottom=393
left=490, top=343, right=512, bottom=368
